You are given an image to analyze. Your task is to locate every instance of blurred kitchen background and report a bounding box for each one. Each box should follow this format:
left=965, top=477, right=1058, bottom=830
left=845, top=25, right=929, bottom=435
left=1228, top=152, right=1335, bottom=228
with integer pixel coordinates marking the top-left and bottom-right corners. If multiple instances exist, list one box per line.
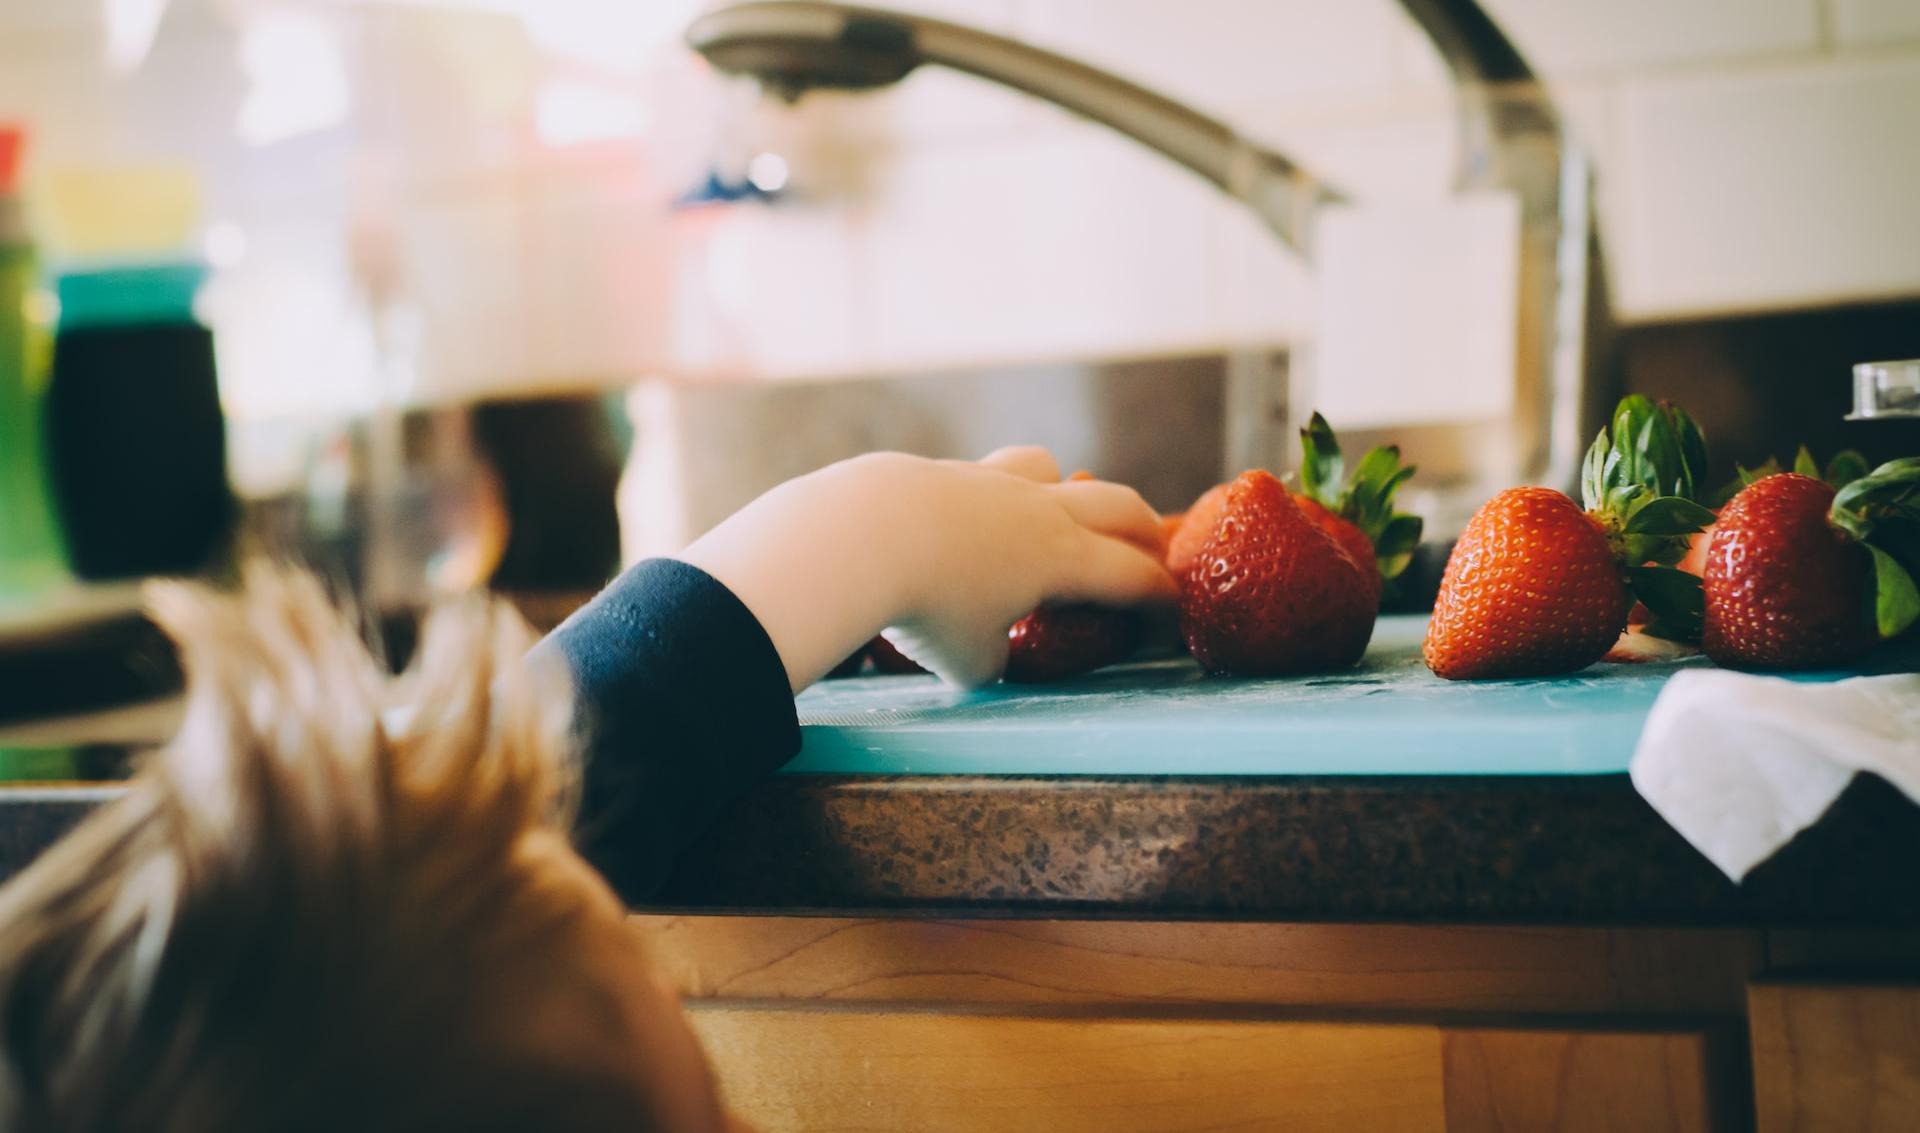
left=3, top=0, right=1920, bottom=725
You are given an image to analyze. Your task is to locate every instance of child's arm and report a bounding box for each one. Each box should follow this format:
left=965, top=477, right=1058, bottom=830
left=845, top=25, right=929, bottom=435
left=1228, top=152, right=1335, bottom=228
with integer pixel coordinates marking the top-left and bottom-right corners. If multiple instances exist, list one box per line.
left=679, top=446, right=1174, bottom=689
left=534, top=448, right=1173, bottom=901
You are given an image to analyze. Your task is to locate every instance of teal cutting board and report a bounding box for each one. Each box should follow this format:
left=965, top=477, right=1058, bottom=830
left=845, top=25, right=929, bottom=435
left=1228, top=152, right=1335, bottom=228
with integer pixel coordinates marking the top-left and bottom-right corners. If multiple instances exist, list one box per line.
left=787, top=615, right=1913, bottom=777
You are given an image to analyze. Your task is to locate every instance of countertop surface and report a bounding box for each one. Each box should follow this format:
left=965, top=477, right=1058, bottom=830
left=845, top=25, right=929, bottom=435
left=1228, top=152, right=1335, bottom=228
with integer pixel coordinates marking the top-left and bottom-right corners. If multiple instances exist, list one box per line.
left=4, top=620, right=1917, bottom=926
left=787, top=615, right=1906, bottom=776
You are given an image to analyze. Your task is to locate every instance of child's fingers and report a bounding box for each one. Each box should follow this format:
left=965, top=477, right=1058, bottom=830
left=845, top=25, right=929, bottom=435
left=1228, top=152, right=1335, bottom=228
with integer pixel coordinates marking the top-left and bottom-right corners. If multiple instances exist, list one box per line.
left=1051, top=479, right=1167, bottom=555
left=1051, top=531, right=1180, bottom=606
left=976, top=445, right=1061, bottom=483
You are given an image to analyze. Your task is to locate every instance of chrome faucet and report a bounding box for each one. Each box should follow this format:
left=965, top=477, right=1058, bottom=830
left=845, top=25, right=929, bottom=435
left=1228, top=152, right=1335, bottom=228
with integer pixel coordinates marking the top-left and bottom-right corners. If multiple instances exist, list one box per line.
left=686, top=1, right=1604, bottom=534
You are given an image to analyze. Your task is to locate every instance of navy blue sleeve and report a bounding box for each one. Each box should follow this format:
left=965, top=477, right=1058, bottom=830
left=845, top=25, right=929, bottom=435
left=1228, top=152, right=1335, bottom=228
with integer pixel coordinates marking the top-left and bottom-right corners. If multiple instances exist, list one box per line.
left=530, top=558, right=800, bottom=904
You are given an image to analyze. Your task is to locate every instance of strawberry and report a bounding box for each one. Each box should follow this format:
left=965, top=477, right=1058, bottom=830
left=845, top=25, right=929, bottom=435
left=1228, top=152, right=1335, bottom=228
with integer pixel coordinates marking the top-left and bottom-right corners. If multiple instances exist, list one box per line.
left=1702, top=461, right=1920, bottom=669
left=1708, top=444, right=1873, bottom=508
left=1295, top=495, right=1378, bottom=603
left=986, top=470, right=1154, bottom=683
left=1645, top=444, right=1860, bottom=608
left=1159, top=512, right=1186, bottom=555
left=1293, top=413, right=1422, bottom=607
left=1005, top=604, right=1143, bottom=682
left=1180, top=470, right=1376, bottom=676
left=1167, top=482, right=1231, bottom=577
left=1676, top=525, right=1713, bottom=577
left=1426, top=396, right=1716, bottom=679
left=1168, top=414, right=1421, bottom=601
left=1425, top=488, right=1634, bottom=679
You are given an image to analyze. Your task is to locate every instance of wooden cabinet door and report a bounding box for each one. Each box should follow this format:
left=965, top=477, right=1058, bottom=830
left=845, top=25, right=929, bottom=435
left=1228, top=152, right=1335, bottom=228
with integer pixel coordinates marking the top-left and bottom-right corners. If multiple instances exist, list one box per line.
left=690, top=1006, right=1736, bottom=1132
left=1751, top=979, right=1920, bottom=1133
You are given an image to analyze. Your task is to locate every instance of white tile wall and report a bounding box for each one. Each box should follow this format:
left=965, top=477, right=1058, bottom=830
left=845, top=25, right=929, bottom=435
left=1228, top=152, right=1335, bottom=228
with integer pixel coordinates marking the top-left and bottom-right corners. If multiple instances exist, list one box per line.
left=1478, top=0, right=1821, bottom=74
left=5, top=0, right=1920, bottom=396
left=1831, top=0, right=1920, bottom=47
left=856, top=125, right=1225, bottom=370
left=1018, top=0, right=1402, bottom=110
left=770, top=0, right=1920, bottom=352
left=1617, top=53, right=1920, bottom=317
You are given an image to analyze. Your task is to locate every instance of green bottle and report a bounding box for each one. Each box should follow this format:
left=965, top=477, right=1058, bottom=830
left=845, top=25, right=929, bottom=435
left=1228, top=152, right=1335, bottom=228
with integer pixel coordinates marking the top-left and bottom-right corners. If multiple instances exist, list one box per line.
left=0, top=126, right=67, bottom=605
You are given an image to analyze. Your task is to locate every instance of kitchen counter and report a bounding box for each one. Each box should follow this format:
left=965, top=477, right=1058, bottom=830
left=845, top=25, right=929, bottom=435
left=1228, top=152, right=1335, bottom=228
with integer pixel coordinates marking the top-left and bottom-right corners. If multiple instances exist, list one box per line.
left=647, top=613, right=1920, bottom=925
left=7, top=616, right=1916, bottom=925
left=8, top=618, right=1918, bottom=1131
left=648, top=767, right=1920, bottom=924
left=7, top=770, right=1918, bottom=925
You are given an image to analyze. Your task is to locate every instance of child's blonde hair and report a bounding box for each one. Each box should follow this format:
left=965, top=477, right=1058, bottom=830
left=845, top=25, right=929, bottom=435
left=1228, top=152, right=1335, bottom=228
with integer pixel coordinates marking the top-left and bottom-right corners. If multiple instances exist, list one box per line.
left=0, top=567, right=667, bottom=1132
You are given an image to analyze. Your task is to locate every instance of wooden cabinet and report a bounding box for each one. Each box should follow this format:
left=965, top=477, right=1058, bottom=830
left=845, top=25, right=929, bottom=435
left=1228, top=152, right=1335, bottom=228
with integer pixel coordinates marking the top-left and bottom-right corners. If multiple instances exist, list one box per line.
left=1749, top=979, right=1920, bottom=1133
left=688, top=1006, right=1739, bottom=1133
left=637, top=917, right=1765, bottom=1132
left=1442, top=1027, right=1736, bottom=1133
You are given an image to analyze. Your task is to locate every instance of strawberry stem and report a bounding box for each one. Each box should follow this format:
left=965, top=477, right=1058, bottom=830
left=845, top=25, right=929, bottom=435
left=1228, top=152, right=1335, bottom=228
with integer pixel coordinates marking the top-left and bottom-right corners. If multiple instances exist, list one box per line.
left=1584, top=395, right=1716, bottom=642
left=1296, top=412, right=1424, bottom=585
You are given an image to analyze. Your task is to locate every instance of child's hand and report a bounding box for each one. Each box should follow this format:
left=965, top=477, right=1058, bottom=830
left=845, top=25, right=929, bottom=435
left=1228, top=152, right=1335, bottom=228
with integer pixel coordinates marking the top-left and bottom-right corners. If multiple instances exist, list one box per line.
left=679, top=447, right=1176, bottom=690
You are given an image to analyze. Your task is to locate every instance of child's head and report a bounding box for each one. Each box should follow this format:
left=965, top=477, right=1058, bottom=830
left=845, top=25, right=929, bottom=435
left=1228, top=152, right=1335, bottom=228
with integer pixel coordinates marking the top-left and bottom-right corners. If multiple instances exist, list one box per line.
left=0, top=568, right=743, bottom=1132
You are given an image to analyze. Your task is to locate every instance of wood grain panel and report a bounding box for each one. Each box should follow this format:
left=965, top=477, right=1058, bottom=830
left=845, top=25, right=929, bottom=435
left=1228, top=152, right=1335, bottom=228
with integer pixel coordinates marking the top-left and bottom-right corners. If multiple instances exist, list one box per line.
left=689, top=1006, right=1447, bottom=1133
left=1750, top=979, right=1920, bottom=1133
left=1443, top=1027, right=1730, bottom=1132
left=634, top=915, right=1762, bottom=1016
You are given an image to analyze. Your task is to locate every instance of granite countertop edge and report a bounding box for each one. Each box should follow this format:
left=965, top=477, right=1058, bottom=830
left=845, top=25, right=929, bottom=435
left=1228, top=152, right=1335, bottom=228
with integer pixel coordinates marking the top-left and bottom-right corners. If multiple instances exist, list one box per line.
left=4, top=772, right=1915, bottom=926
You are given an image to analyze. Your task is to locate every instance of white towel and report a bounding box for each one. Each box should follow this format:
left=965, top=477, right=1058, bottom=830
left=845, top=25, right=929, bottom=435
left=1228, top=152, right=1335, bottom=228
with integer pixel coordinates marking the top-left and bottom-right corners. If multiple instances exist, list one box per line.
left=1630, top=669, right=1920, bottom=880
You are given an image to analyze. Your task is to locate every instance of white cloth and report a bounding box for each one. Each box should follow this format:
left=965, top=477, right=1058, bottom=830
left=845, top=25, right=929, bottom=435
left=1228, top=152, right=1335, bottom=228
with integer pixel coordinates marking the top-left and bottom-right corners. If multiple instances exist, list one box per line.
left=1630, top=669, right=1920, bottom=881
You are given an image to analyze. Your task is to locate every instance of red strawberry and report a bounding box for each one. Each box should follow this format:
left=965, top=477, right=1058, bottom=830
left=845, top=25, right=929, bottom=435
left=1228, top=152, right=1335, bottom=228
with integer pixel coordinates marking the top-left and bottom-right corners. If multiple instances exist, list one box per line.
left=1180, top=470, right=1376, bottom=675
left=1005, top=604, right=1142, bottom=682
left=1701, top=470, right=1919, bottom=669
left=1167, top=481, right=1231, bottom=578
left=1159, top=511, right=1187, bottom=559
left=1427, top=396, right=1717, bottom=679
left=1295, top=493, right=1380, bottom=607
left=1425, top=488, right=1633, bottom=679
left=1676, top=524, right=1713, bottom=576
left=1168, top=414, right=1422, bottom=603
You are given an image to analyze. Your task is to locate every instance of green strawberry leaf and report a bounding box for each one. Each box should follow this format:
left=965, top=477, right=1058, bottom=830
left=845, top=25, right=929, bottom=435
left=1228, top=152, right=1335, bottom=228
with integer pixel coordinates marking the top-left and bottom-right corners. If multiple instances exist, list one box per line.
left=1833, top=458, right=1920, bottom=529
left=1624, top=496, right=1717, bottom=537
left=1867, top=545, right=1920, bottom=640
left=1862, top=456, right=1920, bottom=485
left=1611, top=396, right=1659, bottom=487
left=1793, top=445, right=1820, bottom=479
left=1592, top=396, right=1712, bottom=529
left=1295, top=411, right=1424, bottom=587
left=1671, top=406, right=1709, bottom=500
left=1831, top=465, right=1920, bottom=639
left=1351, top=445, right=1401, bottom=490
left=1581, top=428, right=1609, bottom=511
left=1375, top=513, right=1424, bottom=580
left=1627, top=565, right=1705, bottom=643
left=1824, top=450, right=1871, bottom=488
left=1298, top=412, right=1343, bottom=507
left=1831, top=504, right=1872, bottom=543
left=1637, top=415, right=1686, bottom=498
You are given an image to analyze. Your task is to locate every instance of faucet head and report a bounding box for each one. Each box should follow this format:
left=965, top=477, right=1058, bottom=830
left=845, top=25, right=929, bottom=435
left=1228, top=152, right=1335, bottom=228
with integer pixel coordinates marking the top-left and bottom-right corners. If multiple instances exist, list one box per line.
left=687, top=2, right=921, bottom=102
